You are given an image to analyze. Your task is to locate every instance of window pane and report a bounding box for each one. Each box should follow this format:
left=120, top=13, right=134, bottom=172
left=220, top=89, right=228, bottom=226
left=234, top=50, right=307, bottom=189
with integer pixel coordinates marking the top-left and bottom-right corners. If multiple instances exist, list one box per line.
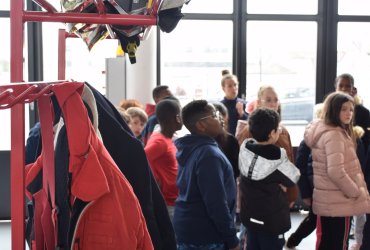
left=0, top=107, right=30, bottom=151
left=0, top=2, right=9, bottom=10
left=182, top=0, right=232, bottom=14
left=43, top=23, right=117, bottom=94
left=0, top=19, right=10, bottom=150
left=161, top=20, right=233, bottom=106
left=0, top=18, right=30, bottom=150
left=246, top=21, right=317, bottom=146
left=0, top=19, right=10, bottom=83
left=339, top=0, right=370, bottom=15
left=338, top=22, right=370, bottom=109
left=247, top=0, right=318, bottom=14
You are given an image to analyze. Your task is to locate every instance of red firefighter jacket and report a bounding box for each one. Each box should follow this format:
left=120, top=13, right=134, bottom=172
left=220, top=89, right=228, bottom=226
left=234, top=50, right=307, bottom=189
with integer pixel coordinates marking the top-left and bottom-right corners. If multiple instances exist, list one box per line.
left=26, top=82, right=153, bottom=250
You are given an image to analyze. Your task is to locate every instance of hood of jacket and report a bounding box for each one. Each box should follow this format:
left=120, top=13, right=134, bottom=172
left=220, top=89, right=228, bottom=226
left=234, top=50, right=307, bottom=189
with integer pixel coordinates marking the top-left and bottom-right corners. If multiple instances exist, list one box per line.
left=305, top=120, right=364, bottom=148
left=175, top=134, right=218, bottom=166
left=239, top=139, right=300, bottom=182
left=304, top=119, right=344, bottom=148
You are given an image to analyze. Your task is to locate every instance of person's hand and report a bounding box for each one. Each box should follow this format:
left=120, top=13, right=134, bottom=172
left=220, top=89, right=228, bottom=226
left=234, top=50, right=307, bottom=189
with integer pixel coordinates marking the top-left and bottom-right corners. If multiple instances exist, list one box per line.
left=279, top=184, right=287, bottom=192
left=236, top=101, right=244, bottom=117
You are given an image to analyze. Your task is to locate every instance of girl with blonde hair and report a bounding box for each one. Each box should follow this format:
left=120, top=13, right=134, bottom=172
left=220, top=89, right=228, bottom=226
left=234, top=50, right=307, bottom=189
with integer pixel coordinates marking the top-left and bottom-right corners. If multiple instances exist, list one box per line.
left=237, top=85, right=298, bottom=206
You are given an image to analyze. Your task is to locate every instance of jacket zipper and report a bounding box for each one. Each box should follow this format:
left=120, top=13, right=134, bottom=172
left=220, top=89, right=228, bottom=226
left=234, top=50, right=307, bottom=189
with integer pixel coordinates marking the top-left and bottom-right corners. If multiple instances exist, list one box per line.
left=70, top=200, right=95, bottom=250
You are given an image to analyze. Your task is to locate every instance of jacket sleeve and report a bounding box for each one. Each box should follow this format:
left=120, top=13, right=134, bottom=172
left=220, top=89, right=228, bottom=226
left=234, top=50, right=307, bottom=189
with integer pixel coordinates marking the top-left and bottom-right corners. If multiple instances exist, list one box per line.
left=277, top=129, right=298, bottom=202
left=324, top=132, right=360, bottom=198
left=196, top=156, right=239, bottom=249
left=276, top=150, right=301, bottom=186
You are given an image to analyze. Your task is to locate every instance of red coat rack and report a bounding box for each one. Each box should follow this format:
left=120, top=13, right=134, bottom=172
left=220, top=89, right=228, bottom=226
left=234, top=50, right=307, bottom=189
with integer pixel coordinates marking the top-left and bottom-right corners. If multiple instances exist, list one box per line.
left=9, top=1, right=160, bottom=249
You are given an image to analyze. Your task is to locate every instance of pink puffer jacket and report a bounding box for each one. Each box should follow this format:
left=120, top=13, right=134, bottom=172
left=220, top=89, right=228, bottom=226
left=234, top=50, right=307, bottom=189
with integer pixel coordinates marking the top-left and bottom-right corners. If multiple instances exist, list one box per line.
left=304, top=120, right=370, bottom=217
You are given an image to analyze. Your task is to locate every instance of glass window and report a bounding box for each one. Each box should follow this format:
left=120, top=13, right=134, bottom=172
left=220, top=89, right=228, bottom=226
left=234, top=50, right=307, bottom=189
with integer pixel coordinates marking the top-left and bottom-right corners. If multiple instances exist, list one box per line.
left=0, top=19, right=10, bottom=150
left=339, top=0, right=370, bottom=15
left=247, top=0, right=318, bottom=15
left=0, top=110, right=11, bottom=150
left=0, top=19, right=10, bottom=83
left=337, top=22, right=370, bottom=109
left=43, top=22, right=117, bottom=94
left=181, top=0, right=232, bottom=14
left=160, top=20, right=233, bottom=106
left=0, top=2, right=9, bottom=10
left=246, top=21, right=317, bottom=146
left=0, top=108, right=30, bottom=151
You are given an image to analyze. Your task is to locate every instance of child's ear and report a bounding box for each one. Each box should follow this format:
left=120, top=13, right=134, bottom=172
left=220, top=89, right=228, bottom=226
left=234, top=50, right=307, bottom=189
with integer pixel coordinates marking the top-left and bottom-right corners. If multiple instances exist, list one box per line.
left=268, top=129, right=275, bottom=139
left=175, top=115, right=181, bottom=124
left=195, top=120, right=206, bottom=133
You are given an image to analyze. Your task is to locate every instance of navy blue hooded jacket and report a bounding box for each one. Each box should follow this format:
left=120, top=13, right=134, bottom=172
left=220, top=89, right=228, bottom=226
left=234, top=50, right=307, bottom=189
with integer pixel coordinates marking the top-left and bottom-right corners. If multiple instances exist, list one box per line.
left=174, top=134, right=238, bottom=249
left=295, top=140, right=314, bottom=199
left=221, top=97, right=248, bottom=135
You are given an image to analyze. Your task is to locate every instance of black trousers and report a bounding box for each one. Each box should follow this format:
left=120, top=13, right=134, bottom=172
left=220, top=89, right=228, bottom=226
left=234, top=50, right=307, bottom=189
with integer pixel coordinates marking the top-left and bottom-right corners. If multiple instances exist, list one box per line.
left=360, top=213, right=370, bottom=250
left=317, top=216, right=350, bottom=250
left=287, top=206, right=316, bottom=247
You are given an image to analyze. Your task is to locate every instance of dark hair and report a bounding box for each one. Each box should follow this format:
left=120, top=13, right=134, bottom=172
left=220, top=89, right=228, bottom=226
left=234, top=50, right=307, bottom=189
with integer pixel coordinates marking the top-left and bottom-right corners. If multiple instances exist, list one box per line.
left=152, top=85, right=170, bottom=100
left=248, top=108, right=280, bottom=142
left=211, top=101, right=228, bottom=118
left=323, top=92, right=354, bottom=127
left=162, top=95, right=180, bottom=104
left=323, top=91, right=355, bottom=143
left=212, top=101, right=228, bottom=132
left=181, top=100, right=210, bottom=132
left=221, top=69, right=230, bottom=76
left=156, top=99, right=180, bottom=124
left=334, top=73, right=354, bottom=88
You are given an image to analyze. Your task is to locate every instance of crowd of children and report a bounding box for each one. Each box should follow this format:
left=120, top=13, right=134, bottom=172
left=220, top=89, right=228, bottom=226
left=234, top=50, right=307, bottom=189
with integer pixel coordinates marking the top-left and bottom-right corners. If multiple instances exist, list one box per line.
left=109, top=71, right=370, bottom=250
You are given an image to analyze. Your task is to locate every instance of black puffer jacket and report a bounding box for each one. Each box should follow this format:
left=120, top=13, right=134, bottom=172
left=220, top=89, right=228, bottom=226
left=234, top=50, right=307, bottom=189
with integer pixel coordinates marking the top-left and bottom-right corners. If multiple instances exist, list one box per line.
left=239, top=139, right=300, bottom=235
left=295, top=140, right=313, bottom=199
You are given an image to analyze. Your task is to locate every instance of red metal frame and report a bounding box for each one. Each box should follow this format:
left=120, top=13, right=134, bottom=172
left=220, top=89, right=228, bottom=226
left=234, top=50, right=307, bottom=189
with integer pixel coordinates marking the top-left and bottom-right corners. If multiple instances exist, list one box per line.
left=9, top=1, right=160, bottom=249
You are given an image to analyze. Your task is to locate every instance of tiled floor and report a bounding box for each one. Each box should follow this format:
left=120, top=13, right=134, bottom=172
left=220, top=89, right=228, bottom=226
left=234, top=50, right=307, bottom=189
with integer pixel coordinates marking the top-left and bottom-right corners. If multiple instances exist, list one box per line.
left=0, top=212, right=355, bottom=250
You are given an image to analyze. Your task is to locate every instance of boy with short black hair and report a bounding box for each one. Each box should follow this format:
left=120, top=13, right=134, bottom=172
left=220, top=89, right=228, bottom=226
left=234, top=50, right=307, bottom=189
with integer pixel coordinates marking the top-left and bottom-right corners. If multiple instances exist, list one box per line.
left=144, top=99, right=182, bottom=220
left=174, top=100, right=239, bottom=250
left=239, top=108, right=300, bottom=250
left=142, top=85, right=174, bottom=145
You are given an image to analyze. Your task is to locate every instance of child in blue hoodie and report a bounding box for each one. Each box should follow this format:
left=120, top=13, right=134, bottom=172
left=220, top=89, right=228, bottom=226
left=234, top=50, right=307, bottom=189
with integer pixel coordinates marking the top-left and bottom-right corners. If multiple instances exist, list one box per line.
left=174, top=100, right=239, bottom=250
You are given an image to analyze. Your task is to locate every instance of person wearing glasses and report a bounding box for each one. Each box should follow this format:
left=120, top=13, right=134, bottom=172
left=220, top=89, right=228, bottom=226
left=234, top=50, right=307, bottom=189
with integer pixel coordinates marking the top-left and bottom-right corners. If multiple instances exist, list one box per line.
left=174, top=100, right=239, bottom=250
left=239, top=108, right=300, bottom=250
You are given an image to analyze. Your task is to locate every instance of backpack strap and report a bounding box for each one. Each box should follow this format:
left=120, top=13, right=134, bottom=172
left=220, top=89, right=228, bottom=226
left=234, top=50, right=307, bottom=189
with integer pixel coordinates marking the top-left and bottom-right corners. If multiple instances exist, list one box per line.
left=38, top=94, right=58, bottom=248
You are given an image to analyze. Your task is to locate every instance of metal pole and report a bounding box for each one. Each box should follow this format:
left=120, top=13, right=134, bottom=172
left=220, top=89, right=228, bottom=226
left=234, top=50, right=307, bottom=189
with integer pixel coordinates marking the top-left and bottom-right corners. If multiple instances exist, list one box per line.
left=10, top=0, right=26, bottom=249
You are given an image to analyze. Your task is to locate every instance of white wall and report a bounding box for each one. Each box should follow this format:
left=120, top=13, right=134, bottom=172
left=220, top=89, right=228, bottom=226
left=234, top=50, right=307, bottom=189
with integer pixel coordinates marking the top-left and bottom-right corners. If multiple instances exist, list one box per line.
left=126, top=27, right=157, bottom=106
